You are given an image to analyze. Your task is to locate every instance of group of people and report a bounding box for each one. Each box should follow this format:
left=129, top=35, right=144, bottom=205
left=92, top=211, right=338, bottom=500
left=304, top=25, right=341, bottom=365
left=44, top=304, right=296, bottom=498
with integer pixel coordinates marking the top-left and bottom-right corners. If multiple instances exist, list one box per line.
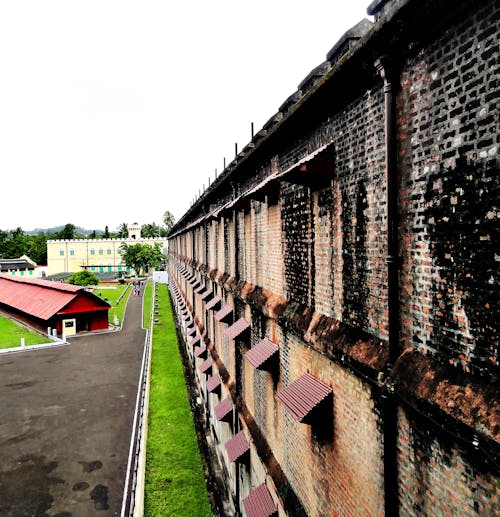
left=132, top=279, right=143, bottom=297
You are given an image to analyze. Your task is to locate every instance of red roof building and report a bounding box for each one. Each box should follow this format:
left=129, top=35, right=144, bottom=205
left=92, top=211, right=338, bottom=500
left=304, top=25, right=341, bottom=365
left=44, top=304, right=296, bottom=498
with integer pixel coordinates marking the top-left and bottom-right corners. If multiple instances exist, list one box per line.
left=0, top=273, right=110, bottom=335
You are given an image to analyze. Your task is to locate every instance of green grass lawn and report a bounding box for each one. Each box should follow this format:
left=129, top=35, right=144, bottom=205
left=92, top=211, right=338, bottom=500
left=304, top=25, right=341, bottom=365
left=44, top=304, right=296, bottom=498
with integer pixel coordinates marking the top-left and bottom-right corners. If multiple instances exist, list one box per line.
left=0, top=315, right=53, bottom=349
left=93, top=284, right=131, bottom=325
left=143, top=282, right=153, bottom=329
left=145, top=284, right=212, bottom=517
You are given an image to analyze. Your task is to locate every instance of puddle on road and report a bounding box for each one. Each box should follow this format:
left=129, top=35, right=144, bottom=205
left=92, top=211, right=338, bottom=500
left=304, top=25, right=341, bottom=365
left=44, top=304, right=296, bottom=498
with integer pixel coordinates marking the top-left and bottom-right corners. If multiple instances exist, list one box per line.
left=78, top=460, right=103, bottom=473
left=72, top=481, right=90, bottom=491
left=90, top=484, right=109, bottom=510
left=0, top=454, right=64, bottom=516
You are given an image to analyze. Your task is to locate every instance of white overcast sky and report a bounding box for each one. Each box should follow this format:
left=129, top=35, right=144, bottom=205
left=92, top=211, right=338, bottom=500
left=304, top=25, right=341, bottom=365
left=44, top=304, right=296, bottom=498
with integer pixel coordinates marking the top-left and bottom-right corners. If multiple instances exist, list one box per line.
left=0, top=1, right=371, bottom=233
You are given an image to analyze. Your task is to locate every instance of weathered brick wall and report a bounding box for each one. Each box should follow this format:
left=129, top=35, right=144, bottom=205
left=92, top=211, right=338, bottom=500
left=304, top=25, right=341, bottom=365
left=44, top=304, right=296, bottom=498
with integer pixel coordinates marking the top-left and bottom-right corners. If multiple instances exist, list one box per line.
left=398, top=0, right=499, bottom=378
left=262, top=202, right=284, bottom=297
left=398, top=408, right=499, bottom=516
left=281, top=183, right=314, bottom=308
left=266, top=330, right=385, bottom=517
left=167, top=0, right=499, bottom=515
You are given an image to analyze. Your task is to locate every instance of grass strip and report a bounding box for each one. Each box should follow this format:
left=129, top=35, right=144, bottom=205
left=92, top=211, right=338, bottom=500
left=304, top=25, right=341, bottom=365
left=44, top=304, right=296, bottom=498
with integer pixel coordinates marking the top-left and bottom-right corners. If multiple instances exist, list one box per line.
left=143, top=282, right=153, bottom=329
left=145, top=284, right=212, bottom=517
left=93, top=284, right=130, bottom=325
left=0, top=315, right=52, bottom=349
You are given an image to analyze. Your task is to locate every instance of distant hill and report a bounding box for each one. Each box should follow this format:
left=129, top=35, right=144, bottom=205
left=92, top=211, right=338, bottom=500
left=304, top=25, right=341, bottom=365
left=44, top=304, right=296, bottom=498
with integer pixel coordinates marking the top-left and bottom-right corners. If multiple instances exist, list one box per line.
left=26, top=226, right=104, bottom=236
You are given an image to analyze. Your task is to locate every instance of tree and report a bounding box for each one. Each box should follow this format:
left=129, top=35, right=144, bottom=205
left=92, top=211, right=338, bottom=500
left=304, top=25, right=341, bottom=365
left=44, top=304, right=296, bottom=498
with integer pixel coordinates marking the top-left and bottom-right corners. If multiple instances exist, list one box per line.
left=141, top=223, right=161, bottom=238
left=103, top=225, right=110, bottom=238
left=119, top=242, right=164, bottom=275
left=67, top=270, right=99, bottom=286
left=28, top=233, right=48, bottom=264
left=163, top=210, right=175, bottom=233
left=117, top=223, right=128, bottom=238
left=55, top=223, right=76, bottom=240
left=4, top=227, right=27, bottom=258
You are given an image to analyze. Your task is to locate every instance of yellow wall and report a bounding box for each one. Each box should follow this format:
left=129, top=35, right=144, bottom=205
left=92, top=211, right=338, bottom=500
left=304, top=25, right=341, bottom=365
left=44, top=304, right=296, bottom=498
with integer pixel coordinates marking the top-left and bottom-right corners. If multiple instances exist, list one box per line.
left=47, top=238, right=168, bottom=275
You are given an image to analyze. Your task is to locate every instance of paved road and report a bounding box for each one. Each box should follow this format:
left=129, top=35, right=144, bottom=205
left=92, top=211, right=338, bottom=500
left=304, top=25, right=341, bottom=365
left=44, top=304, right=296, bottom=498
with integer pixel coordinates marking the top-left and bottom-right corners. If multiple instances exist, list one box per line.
left=0, top=288, right=146, bottom=516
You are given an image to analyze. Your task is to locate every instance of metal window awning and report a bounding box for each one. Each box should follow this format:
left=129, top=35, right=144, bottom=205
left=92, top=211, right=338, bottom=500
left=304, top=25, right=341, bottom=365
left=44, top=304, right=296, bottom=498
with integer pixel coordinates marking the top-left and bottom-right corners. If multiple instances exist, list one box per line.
left=205, top=295, right=221, bottom=311
left=215, top=304, right=233, bottom=323
left=225, top=431, right=250, bottom=463
left=243, top=483, right=278, bottom=517
left=200, top=287, right=213, bottom=301
left=189, top=335, right=201, bottom=347
left=276, top=372, right=332, bottom=423
left=214, top=397, right=233, bottom=422
left=245, top=338, right=279, bottom=370
left=199, top=357, right=213, bottom=374
left=225, top=318, right=250, bottom=340
left=206, top=375, right=221, bottom=393
left=194, top=344, right=207, bottom=358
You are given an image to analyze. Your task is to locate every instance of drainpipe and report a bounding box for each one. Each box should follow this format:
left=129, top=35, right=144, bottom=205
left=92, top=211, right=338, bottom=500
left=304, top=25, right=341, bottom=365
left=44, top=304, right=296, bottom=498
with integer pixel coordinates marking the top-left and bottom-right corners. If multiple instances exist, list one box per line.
left=375, top=55, right=400, bottom=517
left=231, top=183, right=242, bottom=515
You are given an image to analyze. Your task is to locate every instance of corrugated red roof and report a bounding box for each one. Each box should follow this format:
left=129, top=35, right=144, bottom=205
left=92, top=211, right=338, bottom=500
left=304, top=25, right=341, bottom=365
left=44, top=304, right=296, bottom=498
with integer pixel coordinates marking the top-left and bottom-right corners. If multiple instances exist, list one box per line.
left=214, top=397, right=233, bottom=421
left=199, top=357, right=213, bottom=374
left=276, top=372, right=332, bottom=423
left=245, top=338, right=279, bottom=369
left=206, top=375, right=221, bottom=393
left=0, top=273, right=109, bottom=321
left=215, top=304, right=233, bottom=322
left=225, top=431, right=250, bottom=463
left=243, top=483, right=278, bottom=517
left=205, top=295, right=221, bottom=311
left=225, top=318, right=250, bottom=340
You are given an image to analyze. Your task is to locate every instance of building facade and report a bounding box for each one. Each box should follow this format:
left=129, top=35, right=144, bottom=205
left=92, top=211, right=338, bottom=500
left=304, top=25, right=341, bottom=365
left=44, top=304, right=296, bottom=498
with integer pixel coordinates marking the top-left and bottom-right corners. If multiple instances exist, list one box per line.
left=46, top=227, right=167, bottom=276
left=168, top=0, right=499, bottom=515
left=0, top=255, right=36, bottom=277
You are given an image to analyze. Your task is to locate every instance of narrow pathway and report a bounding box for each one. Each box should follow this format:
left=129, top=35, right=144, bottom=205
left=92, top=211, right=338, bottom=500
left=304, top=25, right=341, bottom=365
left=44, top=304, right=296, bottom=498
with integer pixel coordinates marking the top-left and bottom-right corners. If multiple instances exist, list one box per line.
left=0, top=288, right=146, bottom=516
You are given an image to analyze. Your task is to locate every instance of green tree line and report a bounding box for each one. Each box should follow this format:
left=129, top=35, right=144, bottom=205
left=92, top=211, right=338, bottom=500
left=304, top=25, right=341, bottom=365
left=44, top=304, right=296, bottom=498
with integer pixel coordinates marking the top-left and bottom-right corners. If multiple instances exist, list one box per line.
left=0, top=212, right=175, bottom=265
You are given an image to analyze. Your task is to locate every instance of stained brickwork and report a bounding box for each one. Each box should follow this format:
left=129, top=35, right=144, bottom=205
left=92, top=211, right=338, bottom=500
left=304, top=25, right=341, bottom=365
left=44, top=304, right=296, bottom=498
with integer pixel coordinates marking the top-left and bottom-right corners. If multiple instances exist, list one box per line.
left=167, top=0, right=499, bottom=515
left=398, top=0, right=499, bottom=378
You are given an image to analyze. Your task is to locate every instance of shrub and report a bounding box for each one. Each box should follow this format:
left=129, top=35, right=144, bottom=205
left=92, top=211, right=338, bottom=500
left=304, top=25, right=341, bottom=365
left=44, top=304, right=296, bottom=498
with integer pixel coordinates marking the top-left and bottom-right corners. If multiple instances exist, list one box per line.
left=67, top=270, right=99, bottom=286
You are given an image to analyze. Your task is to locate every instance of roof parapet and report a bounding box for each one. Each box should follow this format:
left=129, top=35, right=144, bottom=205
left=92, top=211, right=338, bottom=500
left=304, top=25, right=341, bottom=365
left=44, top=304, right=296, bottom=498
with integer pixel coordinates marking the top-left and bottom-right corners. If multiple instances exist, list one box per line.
left=326, top=18, right=373, bottom=64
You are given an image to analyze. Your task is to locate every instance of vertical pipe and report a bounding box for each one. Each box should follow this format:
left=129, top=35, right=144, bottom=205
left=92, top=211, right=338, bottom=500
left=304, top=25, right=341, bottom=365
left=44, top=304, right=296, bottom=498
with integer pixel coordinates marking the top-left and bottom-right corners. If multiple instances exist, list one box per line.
left=232, top=184, right=241, bottom=515
left=376, top=55, right=400, bottom=517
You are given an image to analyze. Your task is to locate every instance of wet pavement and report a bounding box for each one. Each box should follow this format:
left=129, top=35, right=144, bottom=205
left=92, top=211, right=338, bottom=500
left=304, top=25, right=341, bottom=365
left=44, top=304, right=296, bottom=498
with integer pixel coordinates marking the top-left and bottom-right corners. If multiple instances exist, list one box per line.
left=0, top=288, right=146, bottom=516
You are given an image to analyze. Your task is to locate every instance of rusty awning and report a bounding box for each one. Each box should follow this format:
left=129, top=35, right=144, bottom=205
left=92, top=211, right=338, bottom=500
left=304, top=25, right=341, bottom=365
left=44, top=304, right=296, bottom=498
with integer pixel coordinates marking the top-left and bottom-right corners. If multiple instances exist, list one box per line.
left=225, top=431, right=250, bottom=463
left=189, top=335, right=201, bottom=347
left=206, top=375, right=221, bottom=393
left=199, top=357, right=213, bottom=374
left=245, top=338, right=279, bottom=370
left=242, top=483, right=278, bottom=517
left=215, top=304, right=233, bottom=323
left=225, top=318, right=250, bottom=340
left=194, top=344, right=207, bottom=358
left=214, top=397, right=233, bottom=421
left=205, top=295, right=221, bottom=311
left=200, top=287, right=213, bottom=301
left=276, top=372, right=332, bottom=423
